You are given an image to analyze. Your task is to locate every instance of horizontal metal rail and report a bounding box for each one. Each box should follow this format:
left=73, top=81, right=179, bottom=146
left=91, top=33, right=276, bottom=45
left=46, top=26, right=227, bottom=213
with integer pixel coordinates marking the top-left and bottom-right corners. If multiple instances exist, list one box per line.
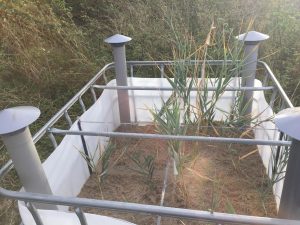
left=0, top=179, right=298, bottom=225
left=127, top=60, right=237, bottom=66
left=49, top=128, right=291, bottom=146
left=92, top=84, right=275, bottom=91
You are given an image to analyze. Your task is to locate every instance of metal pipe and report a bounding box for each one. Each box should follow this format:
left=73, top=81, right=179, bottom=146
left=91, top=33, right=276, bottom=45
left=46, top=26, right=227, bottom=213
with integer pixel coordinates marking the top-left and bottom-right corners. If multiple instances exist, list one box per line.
left=157, top=160, right=170, bottom=225
left=127, top=60, right=236, bottom=66
left=0, top=187, right=298, bottom=225
left=0, top=107, right=57, bottom=210
left=64, top=111, right=73, bottom=128
left=75, top=208, right=88, bottom=225
left=26, top=202, right=44, bottom=225
left=105, top=34, right=132, bottom=123
left=90, top=87, right=97, bottom=103
left=275, top=107, right=300, bottom=219
left=48, top=132, right=58, bottom=149
left=92, top=85, right=274, bottom=91
left=130, top=64, right=138, bottom=122
left=49, top=128, right=291, bottom=147
left=278, top=139, right=300, bottom=219
left=78, top=96, right=86, bottom=113
left=258, top=61, right=294, bottom=108
left=237, top=31, right=269, bottom=116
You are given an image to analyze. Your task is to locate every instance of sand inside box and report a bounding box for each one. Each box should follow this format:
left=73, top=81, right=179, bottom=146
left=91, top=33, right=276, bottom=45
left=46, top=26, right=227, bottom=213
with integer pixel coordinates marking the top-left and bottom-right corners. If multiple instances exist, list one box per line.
left=76, top=125, right=277, bottom=225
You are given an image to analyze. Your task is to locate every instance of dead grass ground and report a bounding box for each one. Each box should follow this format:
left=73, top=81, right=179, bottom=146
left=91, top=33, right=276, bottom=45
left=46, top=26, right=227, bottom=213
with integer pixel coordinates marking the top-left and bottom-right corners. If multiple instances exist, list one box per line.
left=78, top=125, right=277, bottom=225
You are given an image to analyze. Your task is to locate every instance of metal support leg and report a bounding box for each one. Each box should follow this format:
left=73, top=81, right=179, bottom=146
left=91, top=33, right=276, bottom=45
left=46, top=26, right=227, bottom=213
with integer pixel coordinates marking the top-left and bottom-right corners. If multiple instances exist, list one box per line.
left=26, top=202, right=44, bottom=225
left=75, top=208, right=88, bottom=225
left=275, top=107, right=300, bottom=219
left=236, top=31, right=269, bottom=117
left=278, top=139, right=300, bottom=219
left=105, top=34, right=132, bottom=123
left=0, top=107, right=57, bottom=210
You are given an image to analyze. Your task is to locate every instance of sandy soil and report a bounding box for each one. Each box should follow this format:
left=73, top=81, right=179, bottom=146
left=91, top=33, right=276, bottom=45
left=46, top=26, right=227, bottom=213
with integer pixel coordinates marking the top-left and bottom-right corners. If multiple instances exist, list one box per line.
left=77, top=125, right=277, bottom=225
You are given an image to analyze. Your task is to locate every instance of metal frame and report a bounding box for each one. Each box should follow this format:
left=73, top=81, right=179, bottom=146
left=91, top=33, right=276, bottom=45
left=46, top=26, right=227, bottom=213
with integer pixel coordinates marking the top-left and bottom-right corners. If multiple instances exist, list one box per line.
left=0, top=60, right=296, bottom=225
left=48, top=128, right=291, bottom=147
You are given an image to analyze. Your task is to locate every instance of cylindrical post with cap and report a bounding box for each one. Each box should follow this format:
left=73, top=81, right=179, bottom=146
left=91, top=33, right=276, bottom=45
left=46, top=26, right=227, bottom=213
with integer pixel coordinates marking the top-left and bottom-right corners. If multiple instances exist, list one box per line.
left=105, top=34, right=132, bottom=124
left=274, top=106, right=300, bottom=220
left=236, top=31, right=269, bottom=117
left=0, top=106, right=57, bottom=210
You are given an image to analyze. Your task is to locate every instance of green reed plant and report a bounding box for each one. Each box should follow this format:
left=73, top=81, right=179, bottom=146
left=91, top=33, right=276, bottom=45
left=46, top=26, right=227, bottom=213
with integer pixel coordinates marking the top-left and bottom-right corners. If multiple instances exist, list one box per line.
left=151, top=21, right=249, bottom=175
left=127, top=151, right=155, bottom=184
left=151, top=98, right=187, bottom=175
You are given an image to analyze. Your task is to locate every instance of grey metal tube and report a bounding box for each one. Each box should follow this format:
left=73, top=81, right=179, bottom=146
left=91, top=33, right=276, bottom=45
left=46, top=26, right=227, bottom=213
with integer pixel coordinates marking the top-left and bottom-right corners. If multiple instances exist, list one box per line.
left=113, top=45, right=131, bottom=123
left=0, top=187, right=298, bottom=225
left=278, top=139, right=300, bottom=219
left=157, top=161, right=170, bottom=225
left=75, top=208, right=88, bottom=225
left=127, top=60, right=236, bottom=66
left=105, top=34, right=132, bottom=124
left=240, top=44, right=260, bottom=116
left=26, top=202, right=44, bottom=225
left=49, top=128, right=291, bottom=146
left=237, top=31, right=269, bottom=116
left=2, top=127, right=57, bottom=210
left=258, top=61, right=294, bottom=108
left=93, top=85, right=274, bottom=91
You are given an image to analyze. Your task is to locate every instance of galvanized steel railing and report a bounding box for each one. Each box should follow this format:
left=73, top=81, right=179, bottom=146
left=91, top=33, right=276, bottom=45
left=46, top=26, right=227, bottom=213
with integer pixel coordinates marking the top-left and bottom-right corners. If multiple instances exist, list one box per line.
left=0, top=60, right=296, bottom=225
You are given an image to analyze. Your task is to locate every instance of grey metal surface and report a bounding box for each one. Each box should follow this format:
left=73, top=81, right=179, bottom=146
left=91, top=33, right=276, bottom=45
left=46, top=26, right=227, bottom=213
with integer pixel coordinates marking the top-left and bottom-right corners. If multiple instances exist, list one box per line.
left=237, top=31, right=269, bottom=116
left=0, top=187, right=299, bottom=225
left=26, top=202, right=44, bottom=225
left=2, top=127, right=57, bottom=210
left=275, top=107, right=300, bottom=220
left=278, top=139, right=300, bottom=220
left=259, top=61, right=294, bottom=109
left=236, top=31, right=269, bottom=44
left=78, top=96, right=86, bottom=112
left=104, top=34, right=132, bottom=45
left=0, top=106, right=40, bottom=135
left=106, top=34, right=131, bottom=123
left=90, top=87, right=97, bottom=103
left=49, top=128, right=291, bottom=146
left=157, top=160, right=170, bottom=225
left=274, top=107, right=300, bottom=140
left=48, top=132, right=58, bottom=149
left=93, top=84, right=274, bottom=91
left=64, top=111, right=73, bottom=128
left=75, top=208, right=88, bottom=225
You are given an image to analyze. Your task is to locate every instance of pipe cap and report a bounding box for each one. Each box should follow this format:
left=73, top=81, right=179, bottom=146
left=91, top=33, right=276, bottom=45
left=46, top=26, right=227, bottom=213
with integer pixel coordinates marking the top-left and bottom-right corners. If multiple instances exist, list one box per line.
left=274, top=107, right=300, bottom=140
left=104, top=34, right=132, bottom=46
left=236, top=31, right=269, bottom=44
left=0, top=106, right=40, bottom=135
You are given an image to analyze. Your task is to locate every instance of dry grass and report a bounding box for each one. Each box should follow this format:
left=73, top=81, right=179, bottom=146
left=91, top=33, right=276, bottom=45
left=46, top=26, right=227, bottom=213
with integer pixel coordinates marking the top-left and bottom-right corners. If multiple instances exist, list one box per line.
left=77, top=125, right=277, bottom=225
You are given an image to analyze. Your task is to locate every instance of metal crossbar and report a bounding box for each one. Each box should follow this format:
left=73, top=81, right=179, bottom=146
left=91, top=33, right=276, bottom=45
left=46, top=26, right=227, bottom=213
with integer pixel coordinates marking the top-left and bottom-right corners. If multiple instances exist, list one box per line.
left=0, top=60, right=296, bottom=225
left=49, top=128, right=291, bottom=147
left=92, top=84, right=275, bottom=91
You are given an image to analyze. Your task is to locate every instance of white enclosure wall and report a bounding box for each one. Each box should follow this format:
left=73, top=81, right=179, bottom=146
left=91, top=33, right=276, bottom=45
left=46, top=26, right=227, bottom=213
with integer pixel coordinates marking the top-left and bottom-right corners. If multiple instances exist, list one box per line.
left=19, top=78, right=282, bottom=225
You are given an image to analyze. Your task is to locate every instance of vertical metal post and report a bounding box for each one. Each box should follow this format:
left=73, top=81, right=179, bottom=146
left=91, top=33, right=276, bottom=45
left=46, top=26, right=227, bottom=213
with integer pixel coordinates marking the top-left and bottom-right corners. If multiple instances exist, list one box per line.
left=275, top=107, right=300, bottom=219
left=105, top=34, right=132, bottom=123
left=236, top=31, right=269, bottom=116
left=0, top=106, right=57, bottom=210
